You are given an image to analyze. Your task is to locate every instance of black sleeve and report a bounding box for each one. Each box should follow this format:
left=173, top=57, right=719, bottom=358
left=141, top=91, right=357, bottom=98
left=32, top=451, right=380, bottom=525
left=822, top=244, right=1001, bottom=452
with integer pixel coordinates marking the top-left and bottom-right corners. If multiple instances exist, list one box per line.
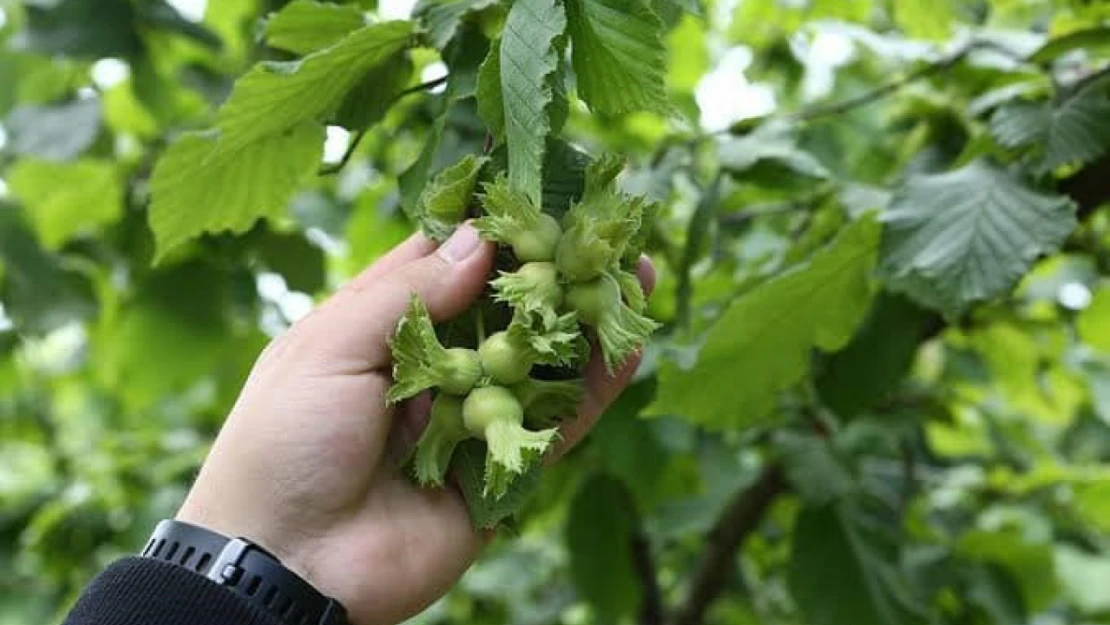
left=63, top=558, right=284, bottom=625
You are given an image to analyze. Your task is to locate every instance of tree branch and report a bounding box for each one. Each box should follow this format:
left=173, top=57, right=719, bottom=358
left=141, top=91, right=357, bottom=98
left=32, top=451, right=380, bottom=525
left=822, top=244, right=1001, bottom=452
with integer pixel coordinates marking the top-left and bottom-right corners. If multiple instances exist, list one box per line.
left=790, top=40, right=1000, bottom=124
left=631, top=526, right=664, bottom=625
left=318, top=76, right=450, bottom=175
left=673, top=465, right=786, bottom=625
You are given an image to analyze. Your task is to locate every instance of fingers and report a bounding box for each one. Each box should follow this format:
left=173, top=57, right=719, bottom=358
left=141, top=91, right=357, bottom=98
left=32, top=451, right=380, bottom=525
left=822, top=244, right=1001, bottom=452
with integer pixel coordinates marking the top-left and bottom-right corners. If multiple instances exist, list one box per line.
left=637, top=255, right=657, bottom=299
left=551, top=349, right=641, bottom=458
left=295, top=225, right=495, bottom=374
left=343, top=232, right=438, bottom=292
left=550, top=255, right=656, bottom=458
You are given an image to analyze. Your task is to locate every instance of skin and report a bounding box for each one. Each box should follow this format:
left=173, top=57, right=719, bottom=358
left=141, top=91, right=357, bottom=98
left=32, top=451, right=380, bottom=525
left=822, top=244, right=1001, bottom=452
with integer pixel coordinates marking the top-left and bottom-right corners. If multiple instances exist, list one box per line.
left=177, top=224, right=655, bottom=625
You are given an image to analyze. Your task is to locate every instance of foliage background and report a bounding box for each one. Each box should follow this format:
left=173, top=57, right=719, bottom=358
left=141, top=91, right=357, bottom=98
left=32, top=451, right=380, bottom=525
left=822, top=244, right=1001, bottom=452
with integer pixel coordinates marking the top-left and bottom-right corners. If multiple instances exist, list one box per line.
left=2, top=0, right=1110, bottom=624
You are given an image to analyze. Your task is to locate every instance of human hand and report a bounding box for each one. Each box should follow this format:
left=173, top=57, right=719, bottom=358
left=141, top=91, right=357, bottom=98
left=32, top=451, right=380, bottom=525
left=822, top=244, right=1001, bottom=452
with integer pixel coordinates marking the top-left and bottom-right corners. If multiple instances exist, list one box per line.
left=176, top=224, right=654, bottom=625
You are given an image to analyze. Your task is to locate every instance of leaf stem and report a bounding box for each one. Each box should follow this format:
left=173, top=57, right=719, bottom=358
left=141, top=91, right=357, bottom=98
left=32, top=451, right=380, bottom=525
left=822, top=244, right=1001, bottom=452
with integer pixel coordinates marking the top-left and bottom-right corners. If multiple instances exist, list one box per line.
left=476, top=306, right=487, bottom=345
left=318, top=75, right=451, bottom=175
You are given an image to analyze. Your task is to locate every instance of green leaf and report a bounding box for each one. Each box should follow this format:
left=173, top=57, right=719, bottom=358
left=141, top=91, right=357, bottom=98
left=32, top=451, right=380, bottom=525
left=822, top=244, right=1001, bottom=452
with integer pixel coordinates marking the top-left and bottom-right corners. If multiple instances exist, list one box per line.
left=255, top=231, right=327, bottom=294
left=333, top=52, right=414, bottom=131
left=565, top=475, right=641, bottom=625
left=498, top=0, right=566, bottom=204
left=1055, top=546, right=1110, bottom=614
left=565, top=0, right=669, bottom=116
left=957, top=529, right=1057, bottom=612
left=789, top=503, right=924, bottom=625
left=135, top=1, right=223, bottom=50
left=5, top=99, right=102, bottom=161
left=1078, top=288, right=1110, bottom=353
left=1028, top=26, right=1110, bottom=63
left=0, top=205, right=96, bottom=335
left=891, top=0, right=955, bottom=40
left=417, top=154, right=488, bottom=239
left=990, top=83, right=1110, bottom=173
left=590, top=379, right=667, bottom=504
left=15, top=0, right=144, bottom=59
left=148, top=125, right=325, bottom=262
left=495, top=0, right=568, bottom=205
left=542, top=139, right=591, bottom=217
left=815, top=293, right=937, bottom=418
left=475, top=42, right=505, bottom=138
left=878, top=159, right=1077, bottom=317
left=452, top=438, right=543, bottom=528
left=718, top=126, right=831, bottom=182
left=774, top=431, right=856, bottom=506
left=398, top=30, right=490, bottom=216
left=94, top=262, right=262, bottom=410
left=216, top=20, right=414, bottom=153
left=415, top=0, right=501, bottom=49
left=7, top=159, right=122, bottom=251
left=648, top=216, right=880, bottom=430
left=264, top=0, right=369, bottom=55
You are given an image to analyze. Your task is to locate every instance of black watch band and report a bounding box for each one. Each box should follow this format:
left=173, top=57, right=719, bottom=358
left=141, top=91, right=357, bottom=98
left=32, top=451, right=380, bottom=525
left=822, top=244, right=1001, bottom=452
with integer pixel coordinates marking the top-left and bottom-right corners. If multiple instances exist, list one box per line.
left=140, top=519, right=348, bottom=625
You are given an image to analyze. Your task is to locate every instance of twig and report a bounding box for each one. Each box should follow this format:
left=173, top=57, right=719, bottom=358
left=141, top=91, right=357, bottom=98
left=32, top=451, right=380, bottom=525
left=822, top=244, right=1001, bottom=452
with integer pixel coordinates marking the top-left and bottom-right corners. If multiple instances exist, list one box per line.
left=789, top=41, right=991, bottom=124
left=318, top=76, right=450, bottom=175
left=318, top=129, right=367, bottom=175
left=395, top=75, right=449, bottom=100
left=631, top=526, right=664, bottom=625
left=673, top=465, right=786, bottom=625
left=675, top=175, right=722, bottom=329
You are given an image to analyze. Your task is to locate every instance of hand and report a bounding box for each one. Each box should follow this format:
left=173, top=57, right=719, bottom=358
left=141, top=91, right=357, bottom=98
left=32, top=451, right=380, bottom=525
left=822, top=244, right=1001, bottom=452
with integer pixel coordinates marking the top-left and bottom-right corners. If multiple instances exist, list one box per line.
left=177, top=224, right=655, bottom=625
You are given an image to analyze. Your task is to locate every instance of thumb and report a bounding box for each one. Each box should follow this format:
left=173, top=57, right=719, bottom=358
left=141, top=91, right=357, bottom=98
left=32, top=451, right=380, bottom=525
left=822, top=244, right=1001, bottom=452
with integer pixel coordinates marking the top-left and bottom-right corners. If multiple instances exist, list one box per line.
left=297, top=224, right=494, bottom=373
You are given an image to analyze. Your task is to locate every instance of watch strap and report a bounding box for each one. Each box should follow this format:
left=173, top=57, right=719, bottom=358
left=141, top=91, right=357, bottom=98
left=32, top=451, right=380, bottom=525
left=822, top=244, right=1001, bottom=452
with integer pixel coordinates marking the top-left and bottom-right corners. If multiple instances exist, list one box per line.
left=141, top=520, right=347, bottom=625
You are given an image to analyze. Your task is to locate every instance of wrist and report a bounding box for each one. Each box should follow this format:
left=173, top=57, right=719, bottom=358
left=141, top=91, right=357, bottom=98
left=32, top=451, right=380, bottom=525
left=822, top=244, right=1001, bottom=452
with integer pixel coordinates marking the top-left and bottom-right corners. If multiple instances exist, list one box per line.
left=144, top=517, right=347, bottom=625
left=175, top=499, right=321, bottom=590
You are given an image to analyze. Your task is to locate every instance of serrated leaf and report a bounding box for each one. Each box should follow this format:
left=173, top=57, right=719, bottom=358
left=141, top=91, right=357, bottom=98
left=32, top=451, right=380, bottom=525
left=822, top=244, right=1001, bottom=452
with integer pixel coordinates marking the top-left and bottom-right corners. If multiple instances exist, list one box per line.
left=789, top=503, right=925, bottom=625
left=499, top=0, right=566, bottom=205
left=475, top=42, right=505, bottom=138
left=566, top=0, right=669, bottom=116
left=7, top=159, right=122, bottom=250
left=878, top=159, right=1076, bottom=317
left=566, top=475, right=641, bottom=625
left=990, top=81, right=1110, bottom=173
left=264, top=0, right=369, bottom=55
left=5, top=99, right=101, bottom=161
left=417, top=154, right=488, bottom=239
left=415, top=0, right=501, bottom=49
left=149, top=125, right=324, bottom=262
left=216, top=20, right=414, bottom=153
left=452, top=438, right=543, bottom=528
left=647, top=216, right=880, bottom=430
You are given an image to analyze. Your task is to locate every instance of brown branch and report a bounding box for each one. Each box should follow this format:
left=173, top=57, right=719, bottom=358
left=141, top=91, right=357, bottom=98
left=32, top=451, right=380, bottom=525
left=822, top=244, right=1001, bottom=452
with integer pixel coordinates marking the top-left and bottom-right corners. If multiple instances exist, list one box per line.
left=673, top=465, right=786, bottom=625
left=631, top=527, right=664, bottom=625
left=789, top=40, right=1008, bottom=124
left=318, top=76, right=450, bottom=175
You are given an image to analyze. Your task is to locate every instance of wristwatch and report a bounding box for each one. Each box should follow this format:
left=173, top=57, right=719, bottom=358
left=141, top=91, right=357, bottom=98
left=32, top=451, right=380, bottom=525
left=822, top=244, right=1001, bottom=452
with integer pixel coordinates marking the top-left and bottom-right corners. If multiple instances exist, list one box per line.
left=140, top=519, right=348, bottom=625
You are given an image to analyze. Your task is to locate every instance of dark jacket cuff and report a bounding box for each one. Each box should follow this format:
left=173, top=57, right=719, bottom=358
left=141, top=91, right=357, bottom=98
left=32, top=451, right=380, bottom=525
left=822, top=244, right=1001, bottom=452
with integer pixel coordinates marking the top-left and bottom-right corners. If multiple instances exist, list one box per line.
left=64, top=557, right=284, bottom=625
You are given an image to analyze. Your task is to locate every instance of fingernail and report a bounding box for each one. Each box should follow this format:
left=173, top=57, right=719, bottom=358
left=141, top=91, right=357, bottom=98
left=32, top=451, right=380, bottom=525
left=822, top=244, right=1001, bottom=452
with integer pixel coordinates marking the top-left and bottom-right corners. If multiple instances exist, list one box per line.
left=437, top=223, right=481, bottom=263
